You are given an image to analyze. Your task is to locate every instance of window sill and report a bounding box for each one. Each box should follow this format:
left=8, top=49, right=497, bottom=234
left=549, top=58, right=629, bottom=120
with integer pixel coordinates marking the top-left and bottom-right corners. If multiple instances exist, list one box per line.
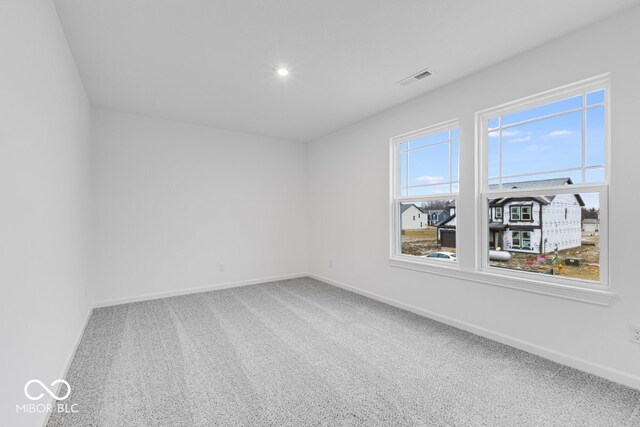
left=388, top=257, right=615, bottom=306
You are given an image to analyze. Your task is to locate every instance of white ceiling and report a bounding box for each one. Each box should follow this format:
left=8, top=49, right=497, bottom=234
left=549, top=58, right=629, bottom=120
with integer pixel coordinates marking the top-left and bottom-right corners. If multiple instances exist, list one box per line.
left=54, top=0, right=639, bottom=142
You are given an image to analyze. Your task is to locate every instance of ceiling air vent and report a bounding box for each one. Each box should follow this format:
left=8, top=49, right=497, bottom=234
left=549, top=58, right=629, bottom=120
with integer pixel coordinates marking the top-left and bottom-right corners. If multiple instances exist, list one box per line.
left=397, top=68, right=433, bottom=87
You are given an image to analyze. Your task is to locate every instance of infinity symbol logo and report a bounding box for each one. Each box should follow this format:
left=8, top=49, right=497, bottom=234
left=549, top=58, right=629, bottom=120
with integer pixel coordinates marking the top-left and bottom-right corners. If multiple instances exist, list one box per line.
left=24, top=379, right=71, bottom=401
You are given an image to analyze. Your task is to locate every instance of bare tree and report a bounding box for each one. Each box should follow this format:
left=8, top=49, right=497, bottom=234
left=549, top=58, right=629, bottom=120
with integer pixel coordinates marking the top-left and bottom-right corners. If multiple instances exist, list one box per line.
left=420, top=200, right=452, bottom=211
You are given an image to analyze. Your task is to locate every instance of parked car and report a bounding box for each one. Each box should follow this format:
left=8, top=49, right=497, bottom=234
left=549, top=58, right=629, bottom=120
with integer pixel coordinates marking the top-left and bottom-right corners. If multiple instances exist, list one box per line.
left=423, top=251, right=457, bottom=261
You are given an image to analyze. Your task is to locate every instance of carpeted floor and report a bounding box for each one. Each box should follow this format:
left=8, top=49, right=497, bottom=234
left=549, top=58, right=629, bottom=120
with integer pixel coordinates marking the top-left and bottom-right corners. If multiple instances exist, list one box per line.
left=48, top=277, right=640, bottom=426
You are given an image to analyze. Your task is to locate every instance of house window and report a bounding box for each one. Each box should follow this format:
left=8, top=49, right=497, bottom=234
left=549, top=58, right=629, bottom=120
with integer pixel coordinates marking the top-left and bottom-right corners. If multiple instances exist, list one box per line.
left=479, top=76, right=608, bottom=286
left=511, top=231, right=521, bottom=248
left=511, top=230, right=533, bottom=250
left=510, top=205, right=532, bottom=221
left=392, top=120, right=459, bottom=263
left=510, top=206, right=521, bottom=221
left=495, top=207, right=502, bottom=219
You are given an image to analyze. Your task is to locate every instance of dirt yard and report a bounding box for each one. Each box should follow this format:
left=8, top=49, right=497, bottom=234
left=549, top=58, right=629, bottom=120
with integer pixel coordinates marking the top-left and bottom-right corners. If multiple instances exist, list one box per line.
left=402, top=228, right=600, bottom=281
left=401, top=228, right=455, bottom=256
left=490, top=233, right=600, bottom=281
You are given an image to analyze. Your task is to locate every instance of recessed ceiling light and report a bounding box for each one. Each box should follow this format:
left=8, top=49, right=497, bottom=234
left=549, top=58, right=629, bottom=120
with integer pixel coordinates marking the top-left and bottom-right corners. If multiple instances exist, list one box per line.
left=276, top=67, right=289, bottom=77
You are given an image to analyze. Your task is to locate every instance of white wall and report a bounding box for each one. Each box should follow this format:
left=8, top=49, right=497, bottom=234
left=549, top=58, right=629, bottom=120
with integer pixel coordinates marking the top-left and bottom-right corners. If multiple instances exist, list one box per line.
left=308, top=7, right=640, bottom=387
left=90, top=109, right=308, bottom=304
left=0, top=1, right=91, bottom=426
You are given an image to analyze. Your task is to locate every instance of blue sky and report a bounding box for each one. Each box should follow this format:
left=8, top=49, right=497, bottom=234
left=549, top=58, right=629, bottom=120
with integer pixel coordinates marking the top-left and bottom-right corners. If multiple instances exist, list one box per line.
left=400, top=90, right=605, bottom=208
left=488, top=91, right=605, bottom=185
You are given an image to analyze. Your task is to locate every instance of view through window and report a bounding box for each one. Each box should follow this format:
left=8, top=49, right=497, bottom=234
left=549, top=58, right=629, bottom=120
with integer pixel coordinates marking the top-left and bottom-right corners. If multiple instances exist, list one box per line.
left=394, top=122, right=459, bottom=262
left=482, top=84, right=607, bottom=283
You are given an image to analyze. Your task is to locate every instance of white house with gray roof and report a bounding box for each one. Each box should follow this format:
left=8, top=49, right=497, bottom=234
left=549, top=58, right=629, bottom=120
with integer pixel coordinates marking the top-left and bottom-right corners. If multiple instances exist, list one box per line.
left=400, top=204, right=427, bottom=230
left=437, top=178, right=585, bottom=253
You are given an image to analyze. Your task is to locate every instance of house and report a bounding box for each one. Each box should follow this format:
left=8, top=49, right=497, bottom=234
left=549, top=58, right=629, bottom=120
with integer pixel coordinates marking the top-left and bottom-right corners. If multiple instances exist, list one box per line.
left=582, top=218, right=600, bottom=234
left=402, top=205, right=452, bottom=229
left=425, top=209, right=450, bottom=226
left=401, top=204, right=427, bottom=229
left=437, top=178, right=585, bottom=253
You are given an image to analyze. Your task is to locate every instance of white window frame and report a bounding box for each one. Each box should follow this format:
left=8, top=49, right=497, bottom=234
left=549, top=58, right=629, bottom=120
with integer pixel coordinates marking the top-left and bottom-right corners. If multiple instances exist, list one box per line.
left=389, top=76, right=613, bottom=305
left=511, top=231, right=521, bottom=248
left=510, top=206, right=521, bottom=221
left=476, top=74, right=612, bottom=301
left=389, top=119, right=460, bottom=271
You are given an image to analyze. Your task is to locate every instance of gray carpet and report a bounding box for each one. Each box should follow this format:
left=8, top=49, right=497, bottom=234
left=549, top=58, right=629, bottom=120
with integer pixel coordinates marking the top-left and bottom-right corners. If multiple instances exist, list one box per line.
left=48, top=277, right=640, bottom=426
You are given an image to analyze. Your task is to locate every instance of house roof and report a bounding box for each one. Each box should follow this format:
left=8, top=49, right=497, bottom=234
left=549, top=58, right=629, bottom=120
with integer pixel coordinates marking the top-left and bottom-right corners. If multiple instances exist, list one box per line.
left=401, top=205, right=451, bottom=214
left=488, top=177, right=575, bottom=190
left=490, top=196, right=553, bottom=206
left=400, top=204, right=417, bottom=214
left=436, top=214, right=456, bottom=227
left=489, top=222, right=507, bottom=230
left=488, top=178, right=585, bottom=207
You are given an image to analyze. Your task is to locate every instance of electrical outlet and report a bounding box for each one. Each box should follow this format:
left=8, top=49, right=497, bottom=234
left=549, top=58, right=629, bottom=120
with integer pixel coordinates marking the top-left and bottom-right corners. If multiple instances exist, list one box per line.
left=630, top=325, right=640, bottom=345
left=218, top=263, right=225, bottom=272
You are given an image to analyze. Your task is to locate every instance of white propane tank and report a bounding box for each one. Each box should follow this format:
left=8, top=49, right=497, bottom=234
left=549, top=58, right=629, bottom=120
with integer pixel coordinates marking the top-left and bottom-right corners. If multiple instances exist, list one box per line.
left=489, top=250, right=512, bottom=261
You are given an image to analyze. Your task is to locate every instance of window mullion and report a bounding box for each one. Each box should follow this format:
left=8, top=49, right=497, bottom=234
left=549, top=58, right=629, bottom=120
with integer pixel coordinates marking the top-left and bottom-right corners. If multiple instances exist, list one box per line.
left=498, top=116, right=502, bottom=190
left=582, top=93, right=587, bottom=183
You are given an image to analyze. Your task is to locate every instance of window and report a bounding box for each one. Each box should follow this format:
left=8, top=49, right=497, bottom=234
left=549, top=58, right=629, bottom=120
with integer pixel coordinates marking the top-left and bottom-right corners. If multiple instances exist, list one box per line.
left=390, top=76, right=612, bottom=303
left=392, top=120, right=459, bottom=264
left=479, top=76, right=608, bottom=287
left=510, top=205, right=531, bottom=221
left=510, top=206, right=521, bottom=221
left=511, top=231, right=521, bottom=248
left=511, top=231, right=532, bottom=249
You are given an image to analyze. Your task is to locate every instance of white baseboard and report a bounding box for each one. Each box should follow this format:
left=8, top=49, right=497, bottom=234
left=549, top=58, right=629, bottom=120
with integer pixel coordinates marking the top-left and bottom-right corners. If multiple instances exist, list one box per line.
left=41, top=300, right=94, bottom=427
left=93, top=273, right=308, bottom=308
left=41, top=273, right=307, bottom=425
left=308, top=273, right=640, bottom=391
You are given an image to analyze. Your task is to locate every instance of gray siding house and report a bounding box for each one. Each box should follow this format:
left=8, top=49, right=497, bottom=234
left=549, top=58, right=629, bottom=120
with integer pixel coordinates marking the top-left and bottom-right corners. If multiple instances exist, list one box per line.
left=437, top=178, right=585, bottom=253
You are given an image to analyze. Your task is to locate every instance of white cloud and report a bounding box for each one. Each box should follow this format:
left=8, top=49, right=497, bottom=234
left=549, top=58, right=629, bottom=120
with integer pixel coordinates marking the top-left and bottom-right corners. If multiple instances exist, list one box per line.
left=502, top=130, right=520, bottom=137
left=491, top=129, right=534, bottom=143
left=489, top=130, right=520, bottom=138
left=508, top=135, right=532, bottom=143
left=525, top=144, right=552, bottom=152
left=545, top=130, right=572, bottom=137
left=415, top=175, right=444, bottom=184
